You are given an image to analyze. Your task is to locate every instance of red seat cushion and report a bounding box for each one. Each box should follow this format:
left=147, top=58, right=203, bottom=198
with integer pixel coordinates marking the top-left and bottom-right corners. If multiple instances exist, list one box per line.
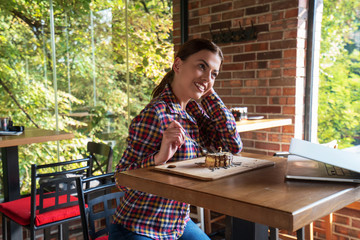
left=0, top=194, right=83, bottom=226
left=95, top=236, right=108, bottom=240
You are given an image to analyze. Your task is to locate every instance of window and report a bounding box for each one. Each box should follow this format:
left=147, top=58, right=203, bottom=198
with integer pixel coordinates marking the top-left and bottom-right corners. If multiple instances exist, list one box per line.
left=0, top=0, right=173, bottom=196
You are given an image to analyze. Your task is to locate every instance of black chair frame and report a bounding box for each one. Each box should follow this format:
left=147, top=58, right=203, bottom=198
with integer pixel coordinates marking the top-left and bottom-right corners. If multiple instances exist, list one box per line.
left=76, top=173, right=124, bottom=240
left=2, top=157, right=92, bottom=240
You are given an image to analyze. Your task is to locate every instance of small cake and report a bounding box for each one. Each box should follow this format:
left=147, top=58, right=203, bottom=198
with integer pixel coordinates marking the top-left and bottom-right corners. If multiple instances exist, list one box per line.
left=205, top=148, right=233, bottom=168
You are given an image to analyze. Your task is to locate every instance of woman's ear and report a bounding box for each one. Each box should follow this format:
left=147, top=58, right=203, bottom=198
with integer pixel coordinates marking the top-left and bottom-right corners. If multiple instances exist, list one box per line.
left=173, top=57, right=182, bottom=73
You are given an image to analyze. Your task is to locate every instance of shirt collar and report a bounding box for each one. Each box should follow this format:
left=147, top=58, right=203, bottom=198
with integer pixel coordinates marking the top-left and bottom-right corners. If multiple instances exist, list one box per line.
left=159, top=84, right=197, bottom=123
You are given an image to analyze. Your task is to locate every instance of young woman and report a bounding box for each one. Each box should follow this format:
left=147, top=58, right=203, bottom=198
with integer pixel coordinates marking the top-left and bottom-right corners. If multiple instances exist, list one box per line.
left=110, top=38, right=242, bottom=240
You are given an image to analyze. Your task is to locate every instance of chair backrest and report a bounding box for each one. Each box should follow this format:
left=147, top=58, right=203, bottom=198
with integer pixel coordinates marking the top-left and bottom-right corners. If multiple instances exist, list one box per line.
left=87, top=142, right=113, bottom=174
left=31, top=158, right=92, bottom=228
left=76, top=173, right=124, bottom=240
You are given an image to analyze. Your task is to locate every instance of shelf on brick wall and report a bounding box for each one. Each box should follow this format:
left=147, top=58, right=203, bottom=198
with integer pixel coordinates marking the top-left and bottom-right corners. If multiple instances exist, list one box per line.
left=236, top=118, right=292, bottom=133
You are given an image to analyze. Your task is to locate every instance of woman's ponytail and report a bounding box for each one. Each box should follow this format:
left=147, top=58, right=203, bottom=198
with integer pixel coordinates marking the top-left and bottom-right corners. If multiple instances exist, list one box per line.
left=152, top=69, right=174, bottom=98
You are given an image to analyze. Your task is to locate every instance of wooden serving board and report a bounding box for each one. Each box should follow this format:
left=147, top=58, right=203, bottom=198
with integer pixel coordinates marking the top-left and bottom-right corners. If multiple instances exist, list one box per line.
left=154, top=156, right=275, bottom=181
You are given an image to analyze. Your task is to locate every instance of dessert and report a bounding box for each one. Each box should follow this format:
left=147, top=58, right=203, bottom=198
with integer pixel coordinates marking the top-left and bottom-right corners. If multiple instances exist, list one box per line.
left=205, top=148, right=233, bottom=168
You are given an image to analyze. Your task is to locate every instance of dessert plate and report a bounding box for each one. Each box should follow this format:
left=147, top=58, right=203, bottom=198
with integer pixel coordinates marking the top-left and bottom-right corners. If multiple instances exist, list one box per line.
left=154, top=156, right=274, bottom=180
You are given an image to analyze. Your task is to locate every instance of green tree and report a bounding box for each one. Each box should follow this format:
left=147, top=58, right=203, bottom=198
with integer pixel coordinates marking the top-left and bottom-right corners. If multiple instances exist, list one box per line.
left=318, top=0, right=360, bottom=148
left=0, top=0, right=173, bottom=194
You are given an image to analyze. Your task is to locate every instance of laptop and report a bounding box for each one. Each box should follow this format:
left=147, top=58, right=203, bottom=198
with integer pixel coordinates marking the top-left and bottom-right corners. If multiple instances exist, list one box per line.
left=285, top=138, right=360, bottom=183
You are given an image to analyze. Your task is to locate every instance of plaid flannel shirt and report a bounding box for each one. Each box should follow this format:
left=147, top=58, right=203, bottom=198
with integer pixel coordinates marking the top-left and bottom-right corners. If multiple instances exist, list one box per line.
left=113, top=84, right=242, bottom=240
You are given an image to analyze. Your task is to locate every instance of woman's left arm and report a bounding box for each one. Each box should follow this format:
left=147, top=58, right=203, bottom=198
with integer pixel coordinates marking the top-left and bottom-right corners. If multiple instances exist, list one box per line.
left=187, top=92, right=242, bottom=154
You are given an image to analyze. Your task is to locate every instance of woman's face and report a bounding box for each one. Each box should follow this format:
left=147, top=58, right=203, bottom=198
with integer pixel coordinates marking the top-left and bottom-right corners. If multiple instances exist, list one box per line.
left=172, top=49, right=221, bottom=106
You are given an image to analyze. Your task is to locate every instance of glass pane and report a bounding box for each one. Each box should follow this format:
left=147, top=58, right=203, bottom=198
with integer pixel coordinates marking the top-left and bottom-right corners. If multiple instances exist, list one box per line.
left=318, top=0, right=360, bottom=149
left=0, top=0, right=173, bottom=196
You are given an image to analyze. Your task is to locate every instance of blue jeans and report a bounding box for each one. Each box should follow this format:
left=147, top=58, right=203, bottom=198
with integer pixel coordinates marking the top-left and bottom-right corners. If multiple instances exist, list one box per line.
left=109, top=219, right=210, bottom=240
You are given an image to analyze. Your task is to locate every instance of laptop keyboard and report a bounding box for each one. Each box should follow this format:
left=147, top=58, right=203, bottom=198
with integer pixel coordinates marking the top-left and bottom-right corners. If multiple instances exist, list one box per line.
left=325, top=164, right=355, bottom=176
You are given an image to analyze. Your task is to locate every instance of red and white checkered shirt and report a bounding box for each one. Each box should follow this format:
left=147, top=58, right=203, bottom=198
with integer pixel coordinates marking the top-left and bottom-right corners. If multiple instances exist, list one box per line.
left=114, top=84, right=242, bottom=239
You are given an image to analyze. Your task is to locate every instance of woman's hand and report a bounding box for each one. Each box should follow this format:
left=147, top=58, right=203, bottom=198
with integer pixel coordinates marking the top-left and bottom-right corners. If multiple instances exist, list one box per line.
left=202, top=87, right=215, bottom=98
left=154, top=120, right=185, bottom=165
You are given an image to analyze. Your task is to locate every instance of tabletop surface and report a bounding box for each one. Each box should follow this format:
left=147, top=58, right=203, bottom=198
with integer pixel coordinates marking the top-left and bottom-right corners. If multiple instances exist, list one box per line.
left=0, top=127, right=74, bottom=148
left=236, top=118, right=292, bottom=132
left=115, top=152, right=360, bottom=232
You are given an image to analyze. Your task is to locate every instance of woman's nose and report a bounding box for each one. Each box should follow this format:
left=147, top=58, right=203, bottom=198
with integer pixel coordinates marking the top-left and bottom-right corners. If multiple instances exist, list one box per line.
left=202, top=71, right=212, bottom=82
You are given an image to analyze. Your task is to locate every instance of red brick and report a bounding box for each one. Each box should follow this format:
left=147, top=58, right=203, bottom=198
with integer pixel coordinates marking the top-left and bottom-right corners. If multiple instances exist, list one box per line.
left=242, top=139, right=255, bottom=148
left=333, top=214, right=350, bottom=225
left=258, top=69, right=281, bottom=78
left=285, top=8, right=299, bottom=18
left=244, top=42, right=269, bottom=52
left=243, top=79, right=262, bottom=87
left=234, top=53, right=256, bottom=62
left=268, top=133, right=281, bottom=142
left=223, top=79, right=242, bottom=87
left=256, top=106, right=281, bottom=113
left=334, top=225, right=360, bottom=238
left=270, top=39, right=297, bottom=50
left=233, top=88, right=255, bottom=95
left=283, top=68, right=296, bottom=77
left=245, top=61, right=268, bottom=70
left=189, top=25, right=209, bottom=34
left=222, top=63, right=244, bottom=71
left=217, top=72, right=231, bottom=80
left=284, top=29, right=298, bottom=39
left=336, top=208, right=360, bottom=218
left=198, top=7, right=211, bottom=15
left=223, top=55, right=232, bottom=63
left=211, top=20, right=232, bottom=30
left=257, top=51, right=282, bottom=60
left=252, top=132, right=267, bottom=141
left=281, top=135, right=293, bottom=143
left=281, top=143, right=290, bottom=152
left=284, top=59, right=296, bottom=68
left=352, top=219, right=360, bottom=228
left=271, top=1, right=298, bottom=11
left=255, top=141, right=280, bottom=151
left=221, top=96, right=243, bottom=103
left=189, top=18, right=200, bottom=26
left=222, top=45, right=244, bottom=54
left=201, top=0, right=221, bottom=7
left=270, top=78, right=295, bottom=87
left=233, top=70, right=255, bottom=78
left=283, top=106, right=295, bottom=114
left=268, top=88, right=282, bottom=96
left=271, top=19, right=298, bottom=31
left=282, top=125, right=294, bottom=133
left=258, top=13, right=272, bottom=23
left=245, top=5, right=270, bottom=16
left=283, top=87, right=296, bottom=95
left=256, top=88, right=269, bottom=96
left=234, top=0, right=256, bottom=8
left=223, top=9, right=244, bottom=20
left=244, top=97, right=267, bottom=104
left=269, top=59, right=282, bottom=68
left=270, top=97, right=295, bottom=105
left=212, top=2, right=232, bottom=13
left=189, top=1, right=200, bottom=10
left=216, top=88, right=232, bottom=95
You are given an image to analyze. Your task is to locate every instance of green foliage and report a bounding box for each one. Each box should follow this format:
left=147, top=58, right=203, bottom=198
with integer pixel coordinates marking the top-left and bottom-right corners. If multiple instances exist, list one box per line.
left=318, top=0, right=360, bottom=148
left=0, top=0, right=173, bottom=194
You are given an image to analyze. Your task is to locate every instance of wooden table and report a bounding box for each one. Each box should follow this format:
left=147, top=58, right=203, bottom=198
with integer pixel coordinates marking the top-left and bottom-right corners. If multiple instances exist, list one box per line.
left=236, top=118, right=292, bottom=132
left=115, top=152, right=360, bottom=239
left=0, top=128, right=74, bottom=239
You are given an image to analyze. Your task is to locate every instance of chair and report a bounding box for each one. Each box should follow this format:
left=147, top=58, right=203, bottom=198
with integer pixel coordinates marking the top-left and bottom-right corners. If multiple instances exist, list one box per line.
left=87, top=142, right=113, bottom=174
left=0, top=158, right=92, bottom=240
left=76, top=172, right=124, bottom=240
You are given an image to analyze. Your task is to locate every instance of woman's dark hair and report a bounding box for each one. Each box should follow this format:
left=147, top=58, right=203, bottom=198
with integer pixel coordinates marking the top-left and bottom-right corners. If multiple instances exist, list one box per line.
left=151, top=38, right=223, bottom=98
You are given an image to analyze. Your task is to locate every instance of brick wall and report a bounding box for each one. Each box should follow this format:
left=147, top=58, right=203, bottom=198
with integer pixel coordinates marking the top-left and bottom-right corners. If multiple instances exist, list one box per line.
left=173, top=0, right=360, bottom=239
left=173, top=0, right=305, bottom=156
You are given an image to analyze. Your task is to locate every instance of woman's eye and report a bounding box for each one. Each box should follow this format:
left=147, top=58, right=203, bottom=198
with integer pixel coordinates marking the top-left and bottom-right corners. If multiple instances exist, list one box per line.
left=199, top=64, right=206, bottom=70
left=212, top=73, right=218, bottom=78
